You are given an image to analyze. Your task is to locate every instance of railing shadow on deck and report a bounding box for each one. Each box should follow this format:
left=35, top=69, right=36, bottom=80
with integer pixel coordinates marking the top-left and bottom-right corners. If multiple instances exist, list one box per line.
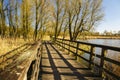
left=55, top=38, right=120, bottom=80
left=40, top=42, right=101, bottom=80
left=50, top=42, right=97, bottom=77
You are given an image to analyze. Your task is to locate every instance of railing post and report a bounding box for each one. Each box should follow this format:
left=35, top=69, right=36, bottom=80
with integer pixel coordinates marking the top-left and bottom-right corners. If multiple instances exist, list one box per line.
left=75, top=42, right=79, bottom=60
left=89, top=46, right=94, bottom=69
left=58, top=40, right=61, bottom=48
left=99, top=48, right=107, bottom=77
left=59, top=39, right=62, bottom=49
left=62, top=39, right=64, bottom=50
left=68, top=41, right=70, bottom=54
left=63, top=40, right=65, bottom=50
left=62, top=40, right=65, bottom=51
left=60, top=39, right=62, bottom=49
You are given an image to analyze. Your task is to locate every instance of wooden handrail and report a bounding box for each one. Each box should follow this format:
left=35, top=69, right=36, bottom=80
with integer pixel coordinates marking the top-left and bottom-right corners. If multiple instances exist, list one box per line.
left=56, top=38, right=120, bottom=51
left=55, top=38, right=120, bottom=79
left=0, top=43, right=28, bottom=58
left=0, top=41, right=43, bottom=80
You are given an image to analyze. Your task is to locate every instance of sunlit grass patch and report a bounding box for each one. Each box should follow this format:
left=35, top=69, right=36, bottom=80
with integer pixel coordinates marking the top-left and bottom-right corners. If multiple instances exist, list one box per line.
left=0, top=39, right=31, bottom=70
left=0, top=38, right=27, bottom=56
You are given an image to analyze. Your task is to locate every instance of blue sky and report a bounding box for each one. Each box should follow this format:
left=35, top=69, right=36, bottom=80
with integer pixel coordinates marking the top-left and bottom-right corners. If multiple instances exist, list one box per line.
left=96, top=0, right=120, bottom=33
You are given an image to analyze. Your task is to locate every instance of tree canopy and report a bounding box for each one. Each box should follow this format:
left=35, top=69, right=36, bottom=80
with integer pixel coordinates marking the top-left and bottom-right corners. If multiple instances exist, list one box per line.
left=0, top=0, right=104, bottom=41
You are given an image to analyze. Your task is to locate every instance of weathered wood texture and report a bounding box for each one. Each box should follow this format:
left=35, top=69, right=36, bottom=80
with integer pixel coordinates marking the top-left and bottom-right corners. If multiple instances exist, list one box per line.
left=29, top=43, right=43, bottom=80
left=40, top=42, right=102, bottom=80
left=0, top=41, right=42, bottom=80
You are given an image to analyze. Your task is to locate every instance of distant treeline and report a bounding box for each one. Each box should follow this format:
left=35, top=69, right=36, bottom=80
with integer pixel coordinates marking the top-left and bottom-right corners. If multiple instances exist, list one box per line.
left=78, top=35, right=120, bottom=40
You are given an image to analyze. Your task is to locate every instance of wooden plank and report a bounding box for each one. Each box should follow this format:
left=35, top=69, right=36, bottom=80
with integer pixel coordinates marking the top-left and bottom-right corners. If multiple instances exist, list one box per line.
left=40, top=42, right=102, bottom=80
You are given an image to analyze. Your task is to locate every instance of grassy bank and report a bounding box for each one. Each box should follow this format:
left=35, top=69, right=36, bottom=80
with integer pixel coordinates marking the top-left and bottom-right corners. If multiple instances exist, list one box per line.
left=0, top=38, right=28, bottom=56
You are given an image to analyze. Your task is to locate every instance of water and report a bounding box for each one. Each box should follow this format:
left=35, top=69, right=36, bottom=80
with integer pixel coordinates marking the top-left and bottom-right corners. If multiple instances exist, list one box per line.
left=86, top=39, right=120, bottom=47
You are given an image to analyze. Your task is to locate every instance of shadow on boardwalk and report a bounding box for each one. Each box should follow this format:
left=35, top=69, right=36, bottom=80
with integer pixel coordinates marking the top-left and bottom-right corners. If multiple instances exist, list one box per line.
left=39, top=42, right=101, bottom=80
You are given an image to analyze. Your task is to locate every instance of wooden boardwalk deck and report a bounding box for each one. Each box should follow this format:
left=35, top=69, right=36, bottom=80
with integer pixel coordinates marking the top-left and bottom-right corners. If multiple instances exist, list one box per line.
left=39, top=42, right=102, bottom=80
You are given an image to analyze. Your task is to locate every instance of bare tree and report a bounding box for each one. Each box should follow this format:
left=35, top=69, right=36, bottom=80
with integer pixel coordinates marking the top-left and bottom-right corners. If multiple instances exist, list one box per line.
left=33, top=0, right=43, bottom=41
left=21, top=0, right=32, bottom=40
left=38, top=0, right=50, bottom=39
left=0, top=0, right=7, bottom=38
left=7, top=0, right=16, bottom=38
left=51, top=0, right=66, bottom=40
left=33, top=0, right=50, bottom=40
left=65, top=0, right=103, bottom=40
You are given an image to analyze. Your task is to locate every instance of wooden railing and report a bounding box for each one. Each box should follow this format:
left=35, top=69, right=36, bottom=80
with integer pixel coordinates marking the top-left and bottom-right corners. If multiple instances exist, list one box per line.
left=0, top=43, right=29, bottom=68
left=0, top=41, right=43, bottom=80
left=55, top=38, right=120, bottom=79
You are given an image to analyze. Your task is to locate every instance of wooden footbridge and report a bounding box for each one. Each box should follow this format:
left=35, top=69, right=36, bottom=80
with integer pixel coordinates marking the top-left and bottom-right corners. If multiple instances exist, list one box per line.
left=0, top=38, right=120, bottom=80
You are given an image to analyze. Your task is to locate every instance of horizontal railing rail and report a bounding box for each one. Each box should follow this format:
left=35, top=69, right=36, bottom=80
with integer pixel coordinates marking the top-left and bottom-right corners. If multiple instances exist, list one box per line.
left=0, top=43, right=30, bottom=71
left=0, top=43, right=28, bottom=58
left=0, top=41, right=43, bottom=80
left=55, top=38, right=120, bottom=79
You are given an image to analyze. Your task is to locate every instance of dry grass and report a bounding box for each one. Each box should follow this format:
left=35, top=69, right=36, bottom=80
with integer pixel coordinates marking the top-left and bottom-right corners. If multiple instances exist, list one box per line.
left=0, top=38, right=27, bottom=56
left=42, top=36, right=50, bottom=41
left=0, top=38, right=33, bottom=70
